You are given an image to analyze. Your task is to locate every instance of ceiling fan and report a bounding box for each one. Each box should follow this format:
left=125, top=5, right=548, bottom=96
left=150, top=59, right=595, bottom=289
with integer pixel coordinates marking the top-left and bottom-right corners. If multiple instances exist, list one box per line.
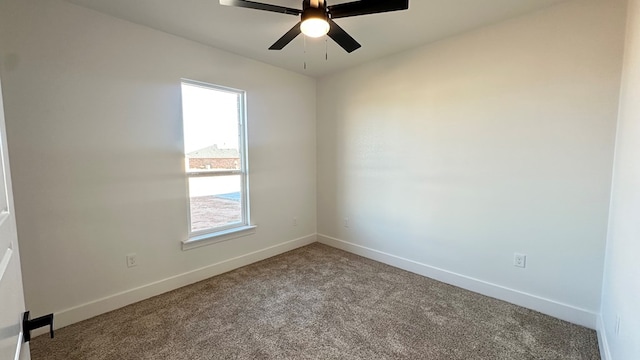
left=219, top=0, right=410, bottom=53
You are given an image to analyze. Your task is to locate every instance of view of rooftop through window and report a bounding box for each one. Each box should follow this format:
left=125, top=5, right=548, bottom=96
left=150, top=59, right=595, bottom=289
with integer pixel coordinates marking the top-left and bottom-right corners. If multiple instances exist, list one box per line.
left=181, top=81, right=247, bottom=234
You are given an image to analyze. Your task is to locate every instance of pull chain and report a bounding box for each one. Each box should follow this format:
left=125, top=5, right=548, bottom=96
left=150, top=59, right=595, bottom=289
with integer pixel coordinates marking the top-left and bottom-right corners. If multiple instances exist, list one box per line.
left=325, top=37, right=328, bottom=61
left=303, top=35, right=307, bottom=70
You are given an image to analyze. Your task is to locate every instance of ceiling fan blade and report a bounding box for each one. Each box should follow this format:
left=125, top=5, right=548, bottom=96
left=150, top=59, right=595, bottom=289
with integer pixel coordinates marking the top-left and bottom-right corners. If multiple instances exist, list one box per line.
left=327, top=19, right=361, bottom=53
left=219, top=0, right=301, bottom=16
left=328, top=0, right=409, bottom=19
left=269, top=22, right=302, bottom=50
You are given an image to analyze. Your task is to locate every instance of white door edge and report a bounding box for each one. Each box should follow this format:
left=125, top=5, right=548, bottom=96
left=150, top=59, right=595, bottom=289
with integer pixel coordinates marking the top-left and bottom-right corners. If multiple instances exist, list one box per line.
left=0, top=246, right=13, bottom=283
left=14, top=332, right=23, bottom=360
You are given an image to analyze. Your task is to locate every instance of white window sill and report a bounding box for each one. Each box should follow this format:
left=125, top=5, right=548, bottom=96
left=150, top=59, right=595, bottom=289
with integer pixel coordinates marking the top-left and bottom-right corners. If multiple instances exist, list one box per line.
left=182, top=225, right=257, bottom=251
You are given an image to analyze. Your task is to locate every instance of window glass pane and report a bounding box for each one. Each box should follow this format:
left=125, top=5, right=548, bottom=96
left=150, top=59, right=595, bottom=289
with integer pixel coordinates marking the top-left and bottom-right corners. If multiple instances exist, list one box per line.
left=188, top=175, right=242, bottom=233
left=181, top=80, right=247, bottom=236
left=182, top=83, right=241, bottom=173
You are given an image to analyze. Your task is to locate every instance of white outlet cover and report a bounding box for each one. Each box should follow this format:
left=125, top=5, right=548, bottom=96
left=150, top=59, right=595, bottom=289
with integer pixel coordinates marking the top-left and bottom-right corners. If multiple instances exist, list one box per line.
left=126, top=253, right=137, bottom=268
left=514, top=253, right=526, bottom=268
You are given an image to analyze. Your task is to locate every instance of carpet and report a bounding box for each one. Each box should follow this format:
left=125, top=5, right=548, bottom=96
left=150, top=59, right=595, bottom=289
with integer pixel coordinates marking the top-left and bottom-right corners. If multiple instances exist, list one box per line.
left=30, top=243, right=600, bottom=359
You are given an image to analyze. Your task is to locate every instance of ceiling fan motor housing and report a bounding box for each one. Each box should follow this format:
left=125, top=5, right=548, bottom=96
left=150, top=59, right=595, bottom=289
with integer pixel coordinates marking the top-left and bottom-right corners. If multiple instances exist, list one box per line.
left=302, top=6, right=329, bottom=22
left=303, top=0, right=326, bottom=11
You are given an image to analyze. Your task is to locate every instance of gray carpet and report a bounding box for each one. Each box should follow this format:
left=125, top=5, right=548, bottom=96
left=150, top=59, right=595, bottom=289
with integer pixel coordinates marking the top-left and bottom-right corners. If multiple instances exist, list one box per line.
left=31, top=243, right=600, bottom=359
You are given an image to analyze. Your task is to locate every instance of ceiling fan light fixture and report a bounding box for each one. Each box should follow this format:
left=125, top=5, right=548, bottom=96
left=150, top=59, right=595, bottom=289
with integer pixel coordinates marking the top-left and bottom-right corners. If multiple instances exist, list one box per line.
left=301, top=18, right=329, bottom=37
left=300, top=8, right=329, bottom=38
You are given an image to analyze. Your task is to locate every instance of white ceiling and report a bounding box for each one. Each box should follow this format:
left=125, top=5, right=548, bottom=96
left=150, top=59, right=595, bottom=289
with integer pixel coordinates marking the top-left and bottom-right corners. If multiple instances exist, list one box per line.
left=65, top=0, right=567, bottom=77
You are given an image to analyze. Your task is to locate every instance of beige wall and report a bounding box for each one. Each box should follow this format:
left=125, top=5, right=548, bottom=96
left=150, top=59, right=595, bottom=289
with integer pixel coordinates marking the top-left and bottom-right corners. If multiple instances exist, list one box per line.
left=600, top=0, right=640, bottom=358
left=317, top=0, right=626, bottom=327
left=0, top=0, right=316, bottom=327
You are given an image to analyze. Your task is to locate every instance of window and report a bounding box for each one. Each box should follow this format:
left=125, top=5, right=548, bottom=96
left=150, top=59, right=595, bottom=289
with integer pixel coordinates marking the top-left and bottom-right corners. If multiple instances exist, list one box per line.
left=181, top=80, right=253, bottom=247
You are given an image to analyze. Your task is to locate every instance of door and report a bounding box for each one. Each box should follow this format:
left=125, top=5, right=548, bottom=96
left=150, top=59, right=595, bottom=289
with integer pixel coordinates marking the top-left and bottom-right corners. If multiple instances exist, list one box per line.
left=0, top=77, right=29, bottom=360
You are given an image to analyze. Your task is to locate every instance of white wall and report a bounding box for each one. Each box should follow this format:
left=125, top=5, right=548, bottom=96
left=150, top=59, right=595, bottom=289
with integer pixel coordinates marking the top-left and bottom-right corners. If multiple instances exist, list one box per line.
left=600, top=0, right=640, bottom=358
left=0, top=0, right=316, bottom=327
left=317, top=0, right=626, bottom=327
left=0, top=0, right=634, bottom=349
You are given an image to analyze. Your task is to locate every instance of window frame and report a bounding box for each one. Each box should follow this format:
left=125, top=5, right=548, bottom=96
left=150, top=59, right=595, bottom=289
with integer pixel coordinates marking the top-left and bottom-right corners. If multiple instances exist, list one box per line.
left=180, top=79, right=252, bottom=246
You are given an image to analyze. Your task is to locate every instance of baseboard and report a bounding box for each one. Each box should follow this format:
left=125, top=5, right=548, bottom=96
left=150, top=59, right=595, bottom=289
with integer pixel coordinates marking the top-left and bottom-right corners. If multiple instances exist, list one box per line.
left=39, top=233, right=600, bottom=340
left=597, top=315, right=612, bottom=360
left=318, top=234, right=598, bottom=329
left=39, top=234, right=316, bottom=335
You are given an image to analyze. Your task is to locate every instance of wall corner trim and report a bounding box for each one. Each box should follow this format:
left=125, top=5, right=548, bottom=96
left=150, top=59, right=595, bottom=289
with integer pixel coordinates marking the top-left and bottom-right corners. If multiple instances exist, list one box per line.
left=317, top=234, right=598, bottom=329
left=40, top=234, right=317, bottom=335
left=597, top=315, right=613, bottom=360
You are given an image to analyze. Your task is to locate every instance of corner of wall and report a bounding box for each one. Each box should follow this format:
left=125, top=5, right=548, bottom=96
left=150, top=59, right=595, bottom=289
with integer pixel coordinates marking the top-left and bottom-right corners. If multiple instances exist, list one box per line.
left=597, top=315, right=612, bottom=360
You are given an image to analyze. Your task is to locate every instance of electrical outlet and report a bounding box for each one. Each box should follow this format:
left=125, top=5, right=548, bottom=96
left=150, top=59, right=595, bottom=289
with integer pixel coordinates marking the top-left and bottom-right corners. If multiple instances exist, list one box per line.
left=344, top=217, right=350, bottom=228
left=126, top=253, right=138, bottom=268
left=293, top=217, right=298, bottom=227
left=615, top=315, right=621, bottom=336
left=514, top=253, right=526, bottom=268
